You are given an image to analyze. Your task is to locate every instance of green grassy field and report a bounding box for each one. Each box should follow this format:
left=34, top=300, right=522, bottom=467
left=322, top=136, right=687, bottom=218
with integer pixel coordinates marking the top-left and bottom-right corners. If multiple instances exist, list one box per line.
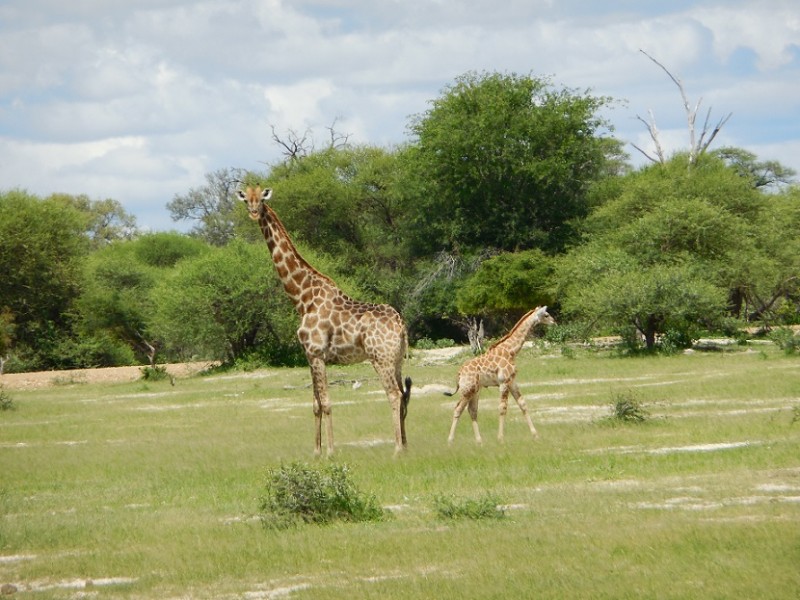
left=1, top=344, right=799, bottom=599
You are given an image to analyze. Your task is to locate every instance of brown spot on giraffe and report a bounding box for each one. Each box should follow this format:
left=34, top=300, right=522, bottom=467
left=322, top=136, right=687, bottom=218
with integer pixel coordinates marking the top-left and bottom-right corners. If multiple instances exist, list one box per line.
left=238, top=186, right=412, bottom=456
left=446, top=306, right=556, bottom=444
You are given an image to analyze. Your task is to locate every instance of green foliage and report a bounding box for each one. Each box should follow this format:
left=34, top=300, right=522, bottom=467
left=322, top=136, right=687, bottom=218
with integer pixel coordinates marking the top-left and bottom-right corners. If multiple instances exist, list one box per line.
left=167, top=167, right=245, bottom=246
left=0, top=387, right=14, bottom=411
left=259, top=462, right=386, bottom=529
left=456, top=249, right=554, bottom=316
left=432, top=493, right=506, bottom=521
left=414, top=337, right=456, bottom=350
left=140, top=365, right=170, bottom=381
left=0, top=190, right=90, bottom=369
left=151, top=240, right=299, bottom=364
left=769, top=328, right=800, bottom=354
left=560, top=255, right=726, bottom=351
left=405, top=71, right=623, bottom=254
left=605, top=390, right=650, bottom=423
left=74, top=233, right=209, bottom=365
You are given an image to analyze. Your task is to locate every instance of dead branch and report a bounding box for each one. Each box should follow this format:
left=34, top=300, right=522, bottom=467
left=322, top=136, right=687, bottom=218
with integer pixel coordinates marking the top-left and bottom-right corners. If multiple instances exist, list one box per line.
left=636, top=49, right=732, bottom=164
left=270, top=124, right=312, bottom=161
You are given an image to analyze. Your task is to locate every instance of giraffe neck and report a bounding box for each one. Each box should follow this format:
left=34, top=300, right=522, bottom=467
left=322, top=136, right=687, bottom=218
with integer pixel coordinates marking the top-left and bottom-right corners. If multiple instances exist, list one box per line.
left=491, top=309, right=541, bottom=356
left=257, top=205, right=337, bottom=315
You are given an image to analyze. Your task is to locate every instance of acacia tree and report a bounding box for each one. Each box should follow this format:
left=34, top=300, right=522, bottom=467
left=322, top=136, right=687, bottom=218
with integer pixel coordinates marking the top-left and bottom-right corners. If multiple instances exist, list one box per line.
left=0, top=191, right=89, bottom=369
left=404, top=71, right=626, bottom=255
left=167, top=167, right=246, bottom=246
left=74, top=233, right=209, bottom=366
left=557, top=154, right=765, bottom=349
left=150, top=240, right=304, bottom=365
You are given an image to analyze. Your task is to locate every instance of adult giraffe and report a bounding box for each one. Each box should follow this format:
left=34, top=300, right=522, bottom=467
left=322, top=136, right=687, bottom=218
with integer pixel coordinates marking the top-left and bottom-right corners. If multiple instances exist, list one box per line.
left=446, top=306, right=555, bottom=444
left=238, top=186, right=411, bottom=456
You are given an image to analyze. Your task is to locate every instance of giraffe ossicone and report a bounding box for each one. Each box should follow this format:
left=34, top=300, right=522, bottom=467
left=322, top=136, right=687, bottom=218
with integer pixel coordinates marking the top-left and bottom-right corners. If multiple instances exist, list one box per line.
left=238, top=186, right=412, bottom=456
left=445, top=306, right=556, bottom=444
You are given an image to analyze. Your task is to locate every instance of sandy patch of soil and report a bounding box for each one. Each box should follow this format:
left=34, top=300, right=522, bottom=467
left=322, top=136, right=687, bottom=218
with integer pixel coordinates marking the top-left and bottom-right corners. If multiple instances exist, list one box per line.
left=0, top=362, right=216, bottom=391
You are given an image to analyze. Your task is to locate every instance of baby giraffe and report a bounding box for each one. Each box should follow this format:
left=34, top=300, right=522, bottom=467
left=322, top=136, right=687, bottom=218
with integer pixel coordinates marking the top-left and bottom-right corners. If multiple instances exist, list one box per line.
left=446, top=306, right=556, bottom=444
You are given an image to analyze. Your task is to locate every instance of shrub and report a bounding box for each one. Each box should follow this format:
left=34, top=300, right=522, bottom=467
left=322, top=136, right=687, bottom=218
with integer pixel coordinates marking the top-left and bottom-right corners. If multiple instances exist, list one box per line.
left=770, top=328, right=800, bottom=354
left=140, top=365, right=171, bottom=381
left=606, top=390, right=649, bottom=423
left=259, top=462, right=386, bottom=529
left=0, top=387, right=14, bottom=412
left=432, top=493, right=505, bottom=521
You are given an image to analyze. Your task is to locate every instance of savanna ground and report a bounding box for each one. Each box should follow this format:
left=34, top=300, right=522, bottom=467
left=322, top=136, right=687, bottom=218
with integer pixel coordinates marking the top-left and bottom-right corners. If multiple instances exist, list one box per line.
left=1, top=342, right=799, bottom=599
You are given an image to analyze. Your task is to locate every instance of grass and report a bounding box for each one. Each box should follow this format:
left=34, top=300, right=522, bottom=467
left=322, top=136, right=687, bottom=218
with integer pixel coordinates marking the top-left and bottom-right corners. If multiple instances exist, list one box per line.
left=1, top=344, right=799, bottom=598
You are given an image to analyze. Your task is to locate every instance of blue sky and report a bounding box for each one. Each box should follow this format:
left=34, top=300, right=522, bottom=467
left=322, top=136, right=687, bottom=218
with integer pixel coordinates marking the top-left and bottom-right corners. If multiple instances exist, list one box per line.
left=1, top=0, right=798, bottom=231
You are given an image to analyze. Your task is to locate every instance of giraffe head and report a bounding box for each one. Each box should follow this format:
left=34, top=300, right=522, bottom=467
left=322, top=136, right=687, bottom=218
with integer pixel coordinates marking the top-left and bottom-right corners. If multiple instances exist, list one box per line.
left=236, top=186, right=273, bottom=221
left=534, top=306, right=556, bottom=327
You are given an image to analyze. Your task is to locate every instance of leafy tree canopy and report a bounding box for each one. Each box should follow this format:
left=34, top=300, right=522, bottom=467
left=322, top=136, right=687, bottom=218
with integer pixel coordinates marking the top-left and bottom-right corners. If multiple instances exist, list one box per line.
left=404, top=71, right=625, bottom=255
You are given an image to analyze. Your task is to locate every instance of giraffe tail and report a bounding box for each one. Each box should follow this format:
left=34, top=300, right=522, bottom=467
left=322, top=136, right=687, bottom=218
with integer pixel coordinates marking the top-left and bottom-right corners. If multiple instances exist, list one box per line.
left=400, top=376, right=412, bottom=419
left=443, top=384, right=459, bottom=397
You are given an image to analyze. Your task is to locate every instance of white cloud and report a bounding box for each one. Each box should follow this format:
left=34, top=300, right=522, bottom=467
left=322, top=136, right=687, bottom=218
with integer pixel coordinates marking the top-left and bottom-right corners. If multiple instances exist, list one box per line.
left=0, top=0, right=798, bottom=230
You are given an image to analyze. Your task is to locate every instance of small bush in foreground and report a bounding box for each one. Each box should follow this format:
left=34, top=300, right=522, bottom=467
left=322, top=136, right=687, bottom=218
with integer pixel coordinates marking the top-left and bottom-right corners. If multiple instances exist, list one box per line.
left=140, top=365, right=171, bottom=381
left=259, top=462, right=386, bottom=529
left=432, top=493, right=506, bottom=521
left=605, top=390, right=650, bottom=424
left=0, top=387, right=15, bottom=411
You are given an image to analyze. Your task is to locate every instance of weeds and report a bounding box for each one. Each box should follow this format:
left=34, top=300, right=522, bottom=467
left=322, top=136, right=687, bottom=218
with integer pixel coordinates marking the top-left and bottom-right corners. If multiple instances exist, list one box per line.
left=140, top=365, right=171, bottom=382
left=0, top=387, right=14, bottom=411
left=769, top=328, right=800, bottom=354
left=605, top=390, right=649, bottom=423
left=432, top=493, right=506, bottom=521
left=259, top=462, right=386, bottom=529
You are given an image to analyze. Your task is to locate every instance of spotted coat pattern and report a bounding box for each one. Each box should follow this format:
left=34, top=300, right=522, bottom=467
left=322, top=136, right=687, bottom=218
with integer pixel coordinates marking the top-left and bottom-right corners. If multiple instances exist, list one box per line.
left=238, top=186, right=411, bottom=456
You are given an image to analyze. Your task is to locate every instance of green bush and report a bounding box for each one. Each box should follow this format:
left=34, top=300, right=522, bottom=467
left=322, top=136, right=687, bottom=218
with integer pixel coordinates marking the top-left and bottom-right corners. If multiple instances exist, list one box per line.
left=606, top=390, right=649, bottom=423
left=769, top=327, right=800, bottom=354
left=0, top=387, right=14, bottom=412
left=259, top=462, right=386, bottom=529
left=432, top=493, right=505, bottom=521
left=140, top=365, right=171, bottom=382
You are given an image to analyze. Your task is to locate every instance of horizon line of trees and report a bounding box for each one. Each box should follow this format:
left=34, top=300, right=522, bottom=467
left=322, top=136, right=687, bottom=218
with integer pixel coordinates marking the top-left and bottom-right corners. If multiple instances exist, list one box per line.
left=2, top=70, right=799, bottom=374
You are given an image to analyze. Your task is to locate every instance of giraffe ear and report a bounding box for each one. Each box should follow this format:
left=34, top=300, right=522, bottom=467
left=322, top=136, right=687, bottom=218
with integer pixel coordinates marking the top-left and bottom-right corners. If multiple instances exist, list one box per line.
left=236, top=190, right=246, bottom=201
left=262, top=188, right=273, bottom=202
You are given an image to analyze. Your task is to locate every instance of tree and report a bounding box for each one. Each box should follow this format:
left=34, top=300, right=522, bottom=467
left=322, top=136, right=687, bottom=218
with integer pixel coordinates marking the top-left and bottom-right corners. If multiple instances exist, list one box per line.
left=242, top=145, right=412, bottom=306
left=52, top=194, right=138, bottom=247
left=0, top=190, right=89, bottom=369
left=712, top=147, right=797, bottom=190
left=150, top=240, right=303, bottom=365
left=633, top=50, right=732, bottom=166
left=0, top=308, right=14, bottom=374
left=74, top=233, right=209, bottom=366
left=456, top=249, right=555, bottom=317
left=556, top=154, right=768, bottom=349
left=404, top=71, right=624, bottom=254
left=167, top=167, right=246, bottom=246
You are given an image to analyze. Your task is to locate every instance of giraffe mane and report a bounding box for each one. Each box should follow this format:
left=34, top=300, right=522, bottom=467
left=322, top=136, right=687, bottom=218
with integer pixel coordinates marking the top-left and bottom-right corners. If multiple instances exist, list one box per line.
left=261, top=202, right=340, bottom=289
left=485, top=307, right=541, bottom=351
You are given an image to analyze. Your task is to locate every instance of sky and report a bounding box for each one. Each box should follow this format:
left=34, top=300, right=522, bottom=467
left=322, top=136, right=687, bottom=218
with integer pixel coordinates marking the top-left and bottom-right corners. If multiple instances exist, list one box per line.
left=1, top=0, right=798, bottom=231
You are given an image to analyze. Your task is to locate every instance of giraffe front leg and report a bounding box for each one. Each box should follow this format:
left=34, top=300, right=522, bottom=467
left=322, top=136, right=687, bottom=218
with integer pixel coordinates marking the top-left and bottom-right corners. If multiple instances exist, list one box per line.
left=511, top=382, right=538, bottom=439
left=308, top=356, right=333, bottom=457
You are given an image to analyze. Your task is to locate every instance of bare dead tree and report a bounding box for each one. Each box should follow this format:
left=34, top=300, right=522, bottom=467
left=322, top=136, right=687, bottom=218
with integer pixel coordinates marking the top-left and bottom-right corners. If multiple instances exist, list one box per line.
left=464, top=317, right=485, bottom=354
left=326, top=117, right=351, bottom=150
left=633, top=49, right=732, bottom=165
left=270, top=124, right=312, bottom=161
left=270, top=119, right=353, bottom=163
